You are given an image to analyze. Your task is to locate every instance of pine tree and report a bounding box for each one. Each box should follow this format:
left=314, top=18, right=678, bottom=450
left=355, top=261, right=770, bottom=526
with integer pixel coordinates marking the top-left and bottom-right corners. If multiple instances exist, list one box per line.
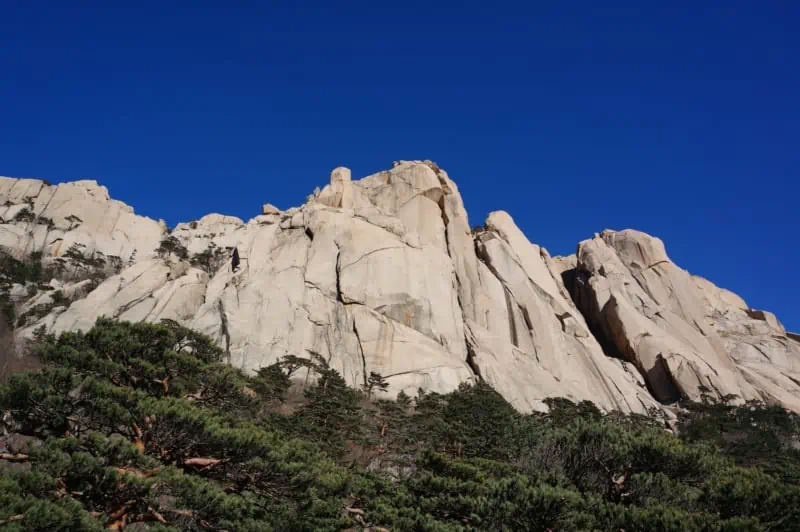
left=2, top=316, right=800, bottom=530
left=155, top=236, right=188, bottom=261
left=363, top=371, right=389, bottom=398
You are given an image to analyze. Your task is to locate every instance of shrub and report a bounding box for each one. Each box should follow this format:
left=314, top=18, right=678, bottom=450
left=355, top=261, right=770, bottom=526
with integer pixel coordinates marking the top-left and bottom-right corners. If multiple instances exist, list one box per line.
left=156, top=236, right=188, bottom=261
left=189, top=242, right=226, bottom=274
left=12, top=208, right=35, bottom=223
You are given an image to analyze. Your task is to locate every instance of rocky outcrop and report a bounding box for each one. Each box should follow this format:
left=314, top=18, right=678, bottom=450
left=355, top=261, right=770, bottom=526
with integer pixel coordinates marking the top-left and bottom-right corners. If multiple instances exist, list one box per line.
left=464, top=213, right=655, bottom=413
left=3, top=163, right=799, bottom=414
left=571, top=229, right=800, bottom=409
left=0, top=177, right=165, bottom=264
left=693, top=275, right=800, bottom=411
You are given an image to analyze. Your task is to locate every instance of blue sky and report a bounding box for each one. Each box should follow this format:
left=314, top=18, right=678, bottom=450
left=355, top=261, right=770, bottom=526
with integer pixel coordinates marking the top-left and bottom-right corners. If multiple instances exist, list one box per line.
left=1, top=2, right=798, bottom=330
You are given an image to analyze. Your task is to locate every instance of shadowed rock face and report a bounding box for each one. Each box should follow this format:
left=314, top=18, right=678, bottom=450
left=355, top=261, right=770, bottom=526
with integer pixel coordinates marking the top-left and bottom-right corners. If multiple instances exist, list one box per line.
left=2, top=163, right=798, bottom=413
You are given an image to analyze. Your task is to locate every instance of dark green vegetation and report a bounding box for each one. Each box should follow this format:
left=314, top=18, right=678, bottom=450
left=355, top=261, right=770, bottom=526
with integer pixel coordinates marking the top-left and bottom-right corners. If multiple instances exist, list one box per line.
left=2, top=319, right=800, bottom=531
left=0, top=246, right=123, bottom=331
left=189, top=242, right=227, bottom=275
left=156, top=236, right=189, bottom=261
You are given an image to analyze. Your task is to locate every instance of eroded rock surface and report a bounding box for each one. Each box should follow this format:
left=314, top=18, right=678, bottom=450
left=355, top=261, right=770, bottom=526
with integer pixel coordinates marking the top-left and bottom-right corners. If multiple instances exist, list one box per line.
left=571, top=229, right=800, bottom=410
left=0, top=177, right=165, bottom=263
left=3, top=164, right=798, bottom=413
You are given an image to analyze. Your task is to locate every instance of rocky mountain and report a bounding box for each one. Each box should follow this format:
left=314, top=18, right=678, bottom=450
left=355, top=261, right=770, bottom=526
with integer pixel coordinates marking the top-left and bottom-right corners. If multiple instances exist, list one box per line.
left=2, top=161, right=799, bottom=414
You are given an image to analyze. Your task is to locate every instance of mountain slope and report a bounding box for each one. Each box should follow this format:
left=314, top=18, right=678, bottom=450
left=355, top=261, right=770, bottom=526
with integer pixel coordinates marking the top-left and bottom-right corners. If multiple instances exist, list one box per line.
left=2, top=162, right=799, bottom=413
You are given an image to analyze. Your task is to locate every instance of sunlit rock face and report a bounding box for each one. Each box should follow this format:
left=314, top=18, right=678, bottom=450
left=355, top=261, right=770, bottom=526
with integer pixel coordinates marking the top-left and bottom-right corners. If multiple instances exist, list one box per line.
left=4, top=162, right=799, bottom=414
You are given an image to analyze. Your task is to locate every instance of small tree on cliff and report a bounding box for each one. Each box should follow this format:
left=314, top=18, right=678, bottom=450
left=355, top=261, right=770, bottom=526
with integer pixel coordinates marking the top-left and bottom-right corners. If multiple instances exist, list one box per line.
left=155, top=235, right=188, bottom=260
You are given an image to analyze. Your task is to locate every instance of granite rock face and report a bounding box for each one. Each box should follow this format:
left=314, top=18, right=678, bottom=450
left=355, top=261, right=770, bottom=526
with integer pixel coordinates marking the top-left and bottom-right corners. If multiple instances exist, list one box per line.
left=692, top=275, right=800, bottom=411
left=2, top=163, right=798, bottom=413
left=569, top=229, right=800, bottom=409
left=0, top=177, right=164, bottom=264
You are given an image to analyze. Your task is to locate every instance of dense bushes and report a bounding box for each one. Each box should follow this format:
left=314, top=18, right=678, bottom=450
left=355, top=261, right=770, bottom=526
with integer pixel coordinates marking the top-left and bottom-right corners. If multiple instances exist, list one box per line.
left=2, top=319, right=800, bottom=530
left=0, top=251, right=46, bottom=287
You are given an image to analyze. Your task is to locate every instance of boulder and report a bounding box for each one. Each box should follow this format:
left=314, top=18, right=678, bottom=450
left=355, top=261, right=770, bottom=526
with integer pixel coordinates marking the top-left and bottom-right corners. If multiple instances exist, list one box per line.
left=261, top=203, right=280, bottom=215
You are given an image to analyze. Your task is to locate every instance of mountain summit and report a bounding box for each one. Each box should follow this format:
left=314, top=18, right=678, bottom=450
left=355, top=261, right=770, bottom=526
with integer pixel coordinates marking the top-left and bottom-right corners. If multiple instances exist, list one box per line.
left=2, top=161, right=799, bottom=413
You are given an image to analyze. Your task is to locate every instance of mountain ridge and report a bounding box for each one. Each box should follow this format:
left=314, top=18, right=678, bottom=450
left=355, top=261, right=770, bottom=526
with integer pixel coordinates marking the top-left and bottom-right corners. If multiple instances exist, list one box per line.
left=2, top=161, right=799, bottom=414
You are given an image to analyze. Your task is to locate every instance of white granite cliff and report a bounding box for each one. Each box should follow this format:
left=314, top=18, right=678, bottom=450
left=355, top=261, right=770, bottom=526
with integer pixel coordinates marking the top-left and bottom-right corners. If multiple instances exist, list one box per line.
left=2, top=162, right=799, bottom=413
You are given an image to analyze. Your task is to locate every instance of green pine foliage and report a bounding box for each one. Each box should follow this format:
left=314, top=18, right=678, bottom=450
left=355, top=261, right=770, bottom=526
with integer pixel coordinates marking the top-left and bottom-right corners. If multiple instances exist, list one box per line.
left=156, top=237, right=189, bottom=261
left=2, top=318, right=800, bottom=530
left=189, top=242, right=226, bottom=274
left=0, top=250, right=45, bottom=286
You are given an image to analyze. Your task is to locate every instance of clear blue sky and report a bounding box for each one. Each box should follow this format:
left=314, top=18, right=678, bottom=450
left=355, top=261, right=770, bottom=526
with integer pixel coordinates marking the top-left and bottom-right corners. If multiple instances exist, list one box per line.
left=1, top=2, right=798, bottom=330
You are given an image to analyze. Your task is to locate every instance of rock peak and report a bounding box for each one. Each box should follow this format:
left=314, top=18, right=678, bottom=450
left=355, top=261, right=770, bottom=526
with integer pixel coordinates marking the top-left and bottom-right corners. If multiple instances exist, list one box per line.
left=2, top=162, right=799, bottom=414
